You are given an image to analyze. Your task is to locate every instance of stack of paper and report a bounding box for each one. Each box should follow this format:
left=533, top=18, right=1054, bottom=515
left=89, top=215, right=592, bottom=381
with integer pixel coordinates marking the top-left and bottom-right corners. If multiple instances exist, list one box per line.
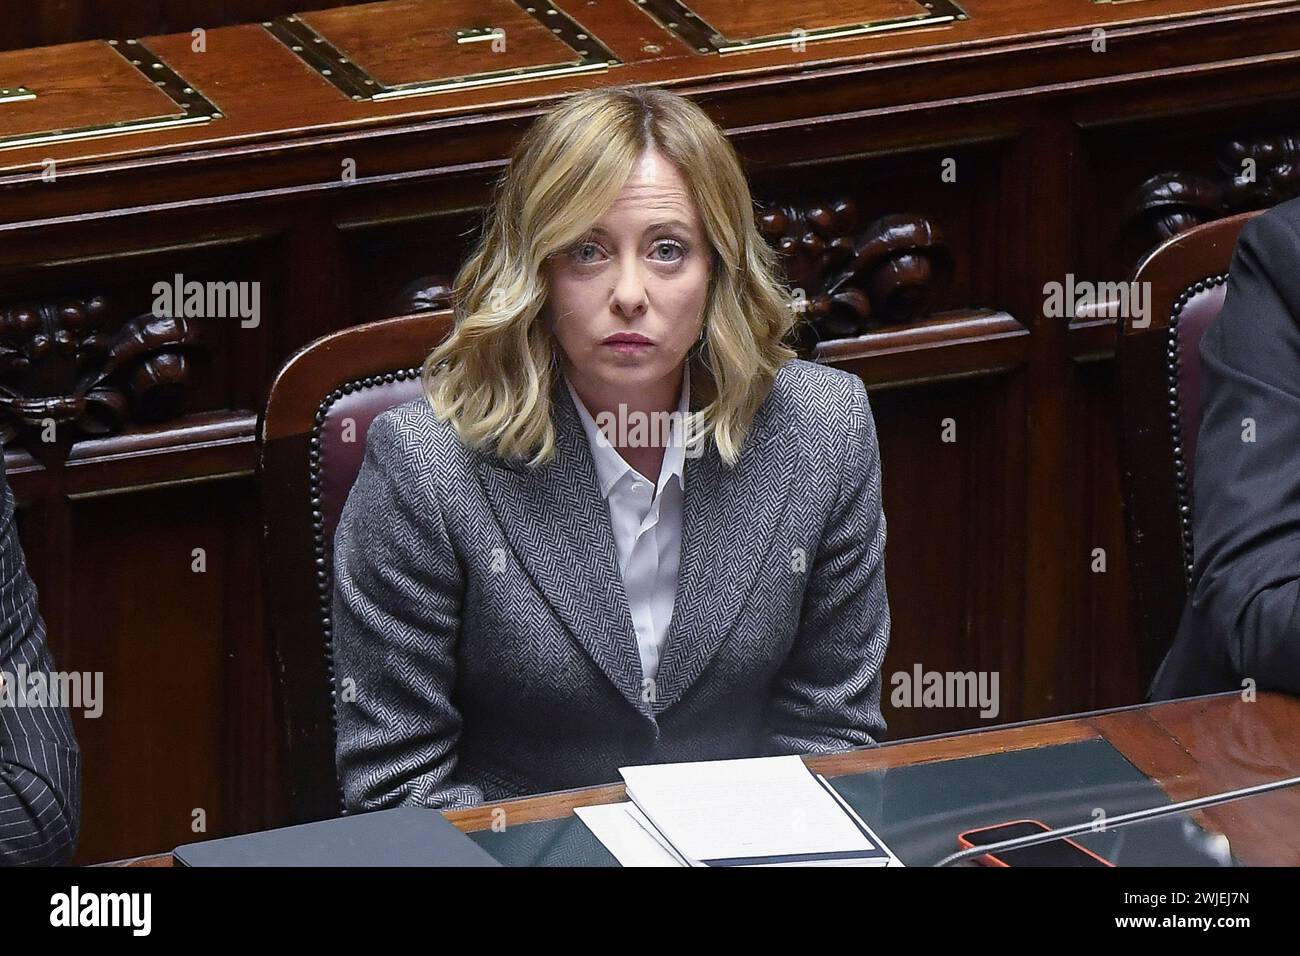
left=575, top=755, right=903, bottom=867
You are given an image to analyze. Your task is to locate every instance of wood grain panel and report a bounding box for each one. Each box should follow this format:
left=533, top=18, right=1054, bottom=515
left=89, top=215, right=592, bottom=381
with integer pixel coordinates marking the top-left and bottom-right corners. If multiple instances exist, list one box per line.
left=299, top=0, right=592, bottom=88
left=0, top=42, right=182, bottom=137
left=55, top=478, right=276, bottom=864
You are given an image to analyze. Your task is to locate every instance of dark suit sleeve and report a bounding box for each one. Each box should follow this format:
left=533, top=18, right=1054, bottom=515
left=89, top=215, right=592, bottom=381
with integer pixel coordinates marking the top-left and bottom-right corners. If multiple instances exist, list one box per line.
left=0, top=462, right=81, bottom=865
left=765, top=373, right=890, bottom=752
left=1153, top=207, right=1300, bottom=696
left=331, top=410, right=485, bottom=811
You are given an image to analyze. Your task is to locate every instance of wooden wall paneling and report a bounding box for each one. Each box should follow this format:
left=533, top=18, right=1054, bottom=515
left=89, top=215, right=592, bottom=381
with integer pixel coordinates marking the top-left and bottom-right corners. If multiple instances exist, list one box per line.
left=275, top=206, right=347, bottom=350
left=1003, top=105, right=1077, bottom=720
left=746, top=140, right=1011, bottom=319
left=61, top=476, right=270, bottom=864
left=817, top=310, right=1031, bottom=737
left=0, top=239, right=275, bottom=422
left=0, top=216, right=292, bottom=861
left=337, top=207, right=487, bottom=324
left=12, top=492, right=72, bottom=665
left=1073, top=359, right=1144, bottom=708
left=867, top=371, right=1029, bottom=739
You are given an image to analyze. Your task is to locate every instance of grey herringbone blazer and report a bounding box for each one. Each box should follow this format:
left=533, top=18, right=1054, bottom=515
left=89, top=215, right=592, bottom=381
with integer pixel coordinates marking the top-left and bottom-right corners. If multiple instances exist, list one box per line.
left=332, top=357, right=890, bottom=811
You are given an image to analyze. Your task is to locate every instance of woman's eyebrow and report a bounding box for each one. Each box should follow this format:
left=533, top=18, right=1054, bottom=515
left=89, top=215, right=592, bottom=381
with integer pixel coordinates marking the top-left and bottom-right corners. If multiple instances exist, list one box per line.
left=589, top=219, right=694, bottom=237
left=645, top=219, right=693, bottom=234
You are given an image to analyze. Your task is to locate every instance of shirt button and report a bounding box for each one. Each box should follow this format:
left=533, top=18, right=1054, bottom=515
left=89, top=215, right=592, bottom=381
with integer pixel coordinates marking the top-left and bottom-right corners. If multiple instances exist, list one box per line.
left=631, top=481, right=646, bottom=493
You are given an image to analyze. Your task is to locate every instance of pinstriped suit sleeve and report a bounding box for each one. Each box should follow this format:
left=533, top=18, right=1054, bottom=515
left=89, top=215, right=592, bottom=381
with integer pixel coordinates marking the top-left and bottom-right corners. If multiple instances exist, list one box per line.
left=0, top=463, right=81, bottom=866
left=766, top=373, right=890, bottom=753
left=331, top=409, right=485, bottom=812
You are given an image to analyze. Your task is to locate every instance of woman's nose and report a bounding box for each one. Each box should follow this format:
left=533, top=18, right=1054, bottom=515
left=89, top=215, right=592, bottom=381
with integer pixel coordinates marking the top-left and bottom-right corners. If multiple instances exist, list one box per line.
left=611, top=259, right=649, bottom=318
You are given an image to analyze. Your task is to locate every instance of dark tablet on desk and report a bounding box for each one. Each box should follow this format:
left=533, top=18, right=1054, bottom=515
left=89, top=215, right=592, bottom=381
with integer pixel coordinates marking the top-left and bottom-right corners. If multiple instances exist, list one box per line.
left=173, top=806, right=501, bottom=867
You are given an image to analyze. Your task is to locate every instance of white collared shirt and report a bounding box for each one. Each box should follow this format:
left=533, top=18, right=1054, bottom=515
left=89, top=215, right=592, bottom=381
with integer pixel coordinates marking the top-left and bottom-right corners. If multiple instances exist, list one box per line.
left=565, top=367, right=689, bottom=684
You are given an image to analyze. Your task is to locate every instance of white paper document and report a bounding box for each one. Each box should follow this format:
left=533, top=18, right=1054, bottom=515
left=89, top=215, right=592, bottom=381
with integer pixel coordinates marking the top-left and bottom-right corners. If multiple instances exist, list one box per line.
left=610, top=754, right=903, bottom=867
left=573, top=802, right=681, bottom=867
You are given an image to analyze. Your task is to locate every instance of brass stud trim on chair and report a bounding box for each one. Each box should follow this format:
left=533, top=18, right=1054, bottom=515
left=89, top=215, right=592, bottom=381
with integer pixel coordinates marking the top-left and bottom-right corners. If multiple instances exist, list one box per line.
left=1166, top=272, right=1228, bottom=583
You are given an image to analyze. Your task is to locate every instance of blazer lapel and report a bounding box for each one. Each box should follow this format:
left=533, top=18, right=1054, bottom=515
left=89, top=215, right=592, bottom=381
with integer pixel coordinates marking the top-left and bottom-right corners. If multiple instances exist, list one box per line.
left=475, top=371, right=797, bottom=720
left=651, top=381, right=796, bottom=716
left=476, top=382, right=648, bottom=714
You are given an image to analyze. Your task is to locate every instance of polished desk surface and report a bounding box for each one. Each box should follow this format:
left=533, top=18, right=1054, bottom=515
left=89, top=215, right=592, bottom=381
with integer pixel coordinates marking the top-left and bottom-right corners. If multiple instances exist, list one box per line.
left=110, top=690, right=1300, bottom=867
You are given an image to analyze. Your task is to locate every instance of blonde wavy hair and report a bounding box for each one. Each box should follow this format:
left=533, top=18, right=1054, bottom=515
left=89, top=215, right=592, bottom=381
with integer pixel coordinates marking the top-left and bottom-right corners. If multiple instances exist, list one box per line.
left=421, top=83, right=797, bottom=468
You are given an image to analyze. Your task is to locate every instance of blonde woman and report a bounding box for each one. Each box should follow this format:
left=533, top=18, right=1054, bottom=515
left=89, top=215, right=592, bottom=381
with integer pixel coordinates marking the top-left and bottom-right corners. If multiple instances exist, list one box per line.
left=331, top=84, right=891, bottom=811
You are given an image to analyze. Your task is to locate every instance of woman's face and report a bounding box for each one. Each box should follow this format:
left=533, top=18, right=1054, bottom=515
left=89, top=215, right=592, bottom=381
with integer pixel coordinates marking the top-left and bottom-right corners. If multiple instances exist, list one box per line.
left=545, top=148, right=711, bottom=403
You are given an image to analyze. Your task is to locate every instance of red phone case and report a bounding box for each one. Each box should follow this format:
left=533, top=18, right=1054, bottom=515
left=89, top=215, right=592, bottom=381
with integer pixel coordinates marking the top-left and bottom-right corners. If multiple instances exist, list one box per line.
left=956, top=818, right=1115, bottom=867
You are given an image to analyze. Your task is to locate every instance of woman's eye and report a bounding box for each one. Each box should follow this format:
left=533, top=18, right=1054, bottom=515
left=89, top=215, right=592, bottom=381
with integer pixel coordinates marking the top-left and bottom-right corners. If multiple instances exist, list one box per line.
left=652, top=240, right=685, bottom=262
left=567, top=239, right=684, bottom=266
left=572, top=242, right=601, bottom=264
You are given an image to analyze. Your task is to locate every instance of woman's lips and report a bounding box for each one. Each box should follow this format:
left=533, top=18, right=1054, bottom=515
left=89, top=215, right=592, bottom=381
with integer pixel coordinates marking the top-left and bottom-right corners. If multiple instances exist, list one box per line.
left=602, top=333, right=654, bottom=354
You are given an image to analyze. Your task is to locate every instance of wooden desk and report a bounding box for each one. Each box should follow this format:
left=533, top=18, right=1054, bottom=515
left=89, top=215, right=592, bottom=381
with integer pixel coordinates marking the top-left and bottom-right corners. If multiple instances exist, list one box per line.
left=105, top=689, right=1300, bottom=866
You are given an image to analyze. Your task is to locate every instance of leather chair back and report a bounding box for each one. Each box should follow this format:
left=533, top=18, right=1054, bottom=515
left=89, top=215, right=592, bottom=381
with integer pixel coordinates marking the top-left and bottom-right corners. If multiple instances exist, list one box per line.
left=1117, top=210, right=1262, bottom=682
left=259, top=311, right=452, bottom=822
